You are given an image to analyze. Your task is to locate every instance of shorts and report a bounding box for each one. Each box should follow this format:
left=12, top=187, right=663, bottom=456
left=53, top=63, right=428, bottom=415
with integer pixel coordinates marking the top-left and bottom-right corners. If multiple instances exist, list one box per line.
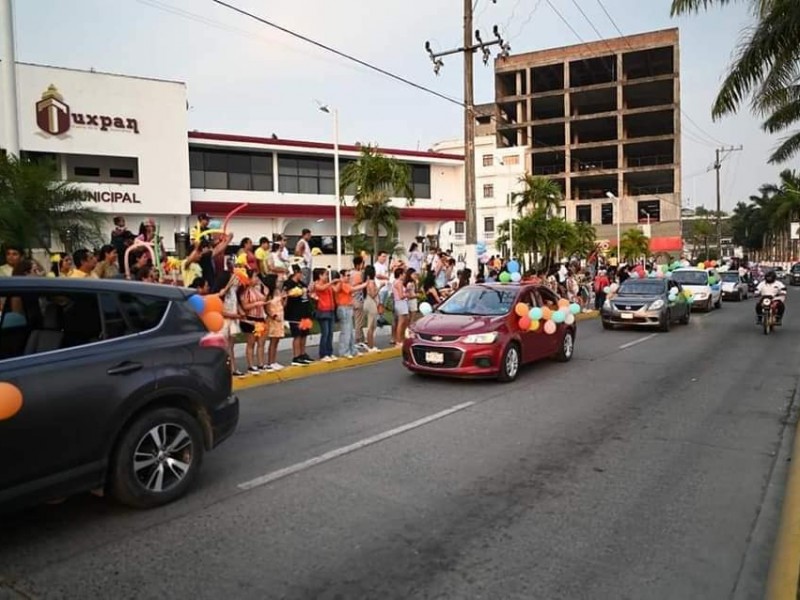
left=222, top=318, right=240, bottom=338
left=408, top=299, right=418, bottom=313
left=290, top=322, right=310, bottom=338
left=240, top=321, right=255, bottom=334
left=394, top=299, right=409, bottom=316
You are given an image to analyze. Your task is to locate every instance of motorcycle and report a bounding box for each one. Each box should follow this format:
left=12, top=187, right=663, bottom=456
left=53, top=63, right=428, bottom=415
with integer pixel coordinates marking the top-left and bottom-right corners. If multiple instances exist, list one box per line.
left=759, top=296, right=783, bottom=335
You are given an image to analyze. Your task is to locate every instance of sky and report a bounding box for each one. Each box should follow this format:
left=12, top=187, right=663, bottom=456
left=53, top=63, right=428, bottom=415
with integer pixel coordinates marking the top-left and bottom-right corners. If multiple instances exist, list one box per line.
left=12, top=0, right=789, bottom=211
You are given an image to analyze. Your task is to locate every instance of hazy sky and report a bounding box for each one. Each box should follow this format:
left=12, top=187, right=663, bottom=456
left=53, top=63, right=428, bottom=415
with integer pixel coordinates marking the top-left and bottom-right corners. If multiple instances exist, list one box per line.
left=13, top=0, right=787, bottom=211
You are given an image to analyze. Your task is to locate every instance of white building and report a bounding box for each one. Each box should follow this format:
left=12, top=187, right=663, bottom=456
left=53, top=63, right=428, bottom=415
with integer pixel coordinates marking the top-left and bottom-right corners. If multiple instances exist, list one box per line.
left=432, top=134, right=525, bottom=257
left=1, top=63, right=466, bottom=257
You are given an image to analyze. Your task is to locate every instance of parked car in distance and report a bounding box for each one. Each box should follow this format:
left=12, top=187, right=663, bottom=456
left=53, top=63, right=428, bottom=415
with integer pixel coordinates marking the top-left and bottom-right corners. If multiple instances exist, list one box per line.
left=0, top=278, right=239, bottom=514
left=790, top=264, right=800, bottom=286
left=402, top=283, right=576, bottom=383
left=720, top=271, right=749, bottom=301
left=601, top=278, right=690, bottom=331
left=774, top=266, right=787, bottom=282
left=671, top=268, right=722, bottom=312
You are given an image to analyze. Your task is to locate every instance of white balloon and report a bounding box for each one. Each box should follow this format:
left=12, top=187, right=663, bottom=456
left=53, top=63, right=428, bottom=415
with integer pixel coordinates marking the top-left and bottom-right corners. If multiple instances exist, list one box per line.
left=419, top=302, right=433, bottom=316
left=565, top=313, right=576, bottom=325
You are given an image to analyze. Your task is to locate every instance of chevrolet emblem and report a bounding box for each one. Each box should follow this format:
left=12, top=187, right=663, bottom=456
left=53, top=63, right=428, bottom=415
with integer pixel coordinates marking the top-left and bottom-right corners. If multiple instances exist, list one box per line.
left=432, top=335, right=443, bottom=341
left=625, top=306, right=632, bottom=310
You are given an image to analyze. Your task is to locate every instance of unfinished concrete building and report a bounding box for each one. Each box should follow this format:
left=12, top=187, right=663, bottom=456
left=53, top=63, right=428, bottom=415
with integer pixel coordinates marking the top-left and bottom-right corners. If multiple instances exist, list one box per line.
left=493, top=28, right=682, bottom=253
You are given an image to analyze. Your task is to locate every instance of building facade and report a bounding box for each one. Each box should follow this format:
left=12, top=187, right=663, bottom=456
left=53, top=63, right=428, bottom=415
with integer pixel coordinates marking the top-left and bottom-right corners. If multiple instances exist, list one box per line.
left=493, top=28, right=682, bottom=253
left=1, top=63, right=465, bottom=257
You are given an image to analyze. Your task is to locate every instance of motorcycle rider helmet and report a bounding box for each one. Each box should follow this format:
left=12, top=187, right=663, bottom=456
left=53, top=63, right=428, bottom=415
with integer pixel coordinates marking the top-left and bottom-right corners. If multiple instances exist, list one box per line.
left=765, top=270, right=777, bottom=283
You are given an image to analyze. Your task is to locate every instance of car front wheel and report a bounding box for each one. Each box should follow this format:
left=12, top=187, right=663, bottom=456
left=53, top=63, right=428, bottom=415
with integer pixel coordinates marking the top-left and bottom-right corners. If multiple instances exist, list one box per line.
left=109, top=407, right=205, bottom=509
left=498, top=343, right=521, bottom=383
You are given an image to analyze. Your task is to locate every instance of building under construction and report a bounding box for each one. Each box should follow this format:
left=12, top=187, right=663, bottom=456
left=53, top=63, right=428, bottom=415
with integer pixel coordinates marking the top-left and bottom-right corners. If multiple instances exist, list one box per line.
left=492, top=28, right=682, bottom=253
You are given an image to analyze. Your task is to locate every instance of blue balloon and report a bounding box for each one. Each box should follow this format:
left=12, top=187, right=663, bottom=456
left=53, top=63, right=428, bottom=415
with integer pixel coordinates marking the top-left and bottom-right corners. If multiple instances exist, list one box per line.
left=552, top=310, right=566, bottom=324
left=189, top=294, right=206, bottom=313
left=510, top=271, right=521, bottom=282
left=668, top=294, right=677, bottom=303
left=208, top=219, right=222, bottom=229
left=529, top=306, right=543, bottom=321
left=569, top=303, right=581, bottom=315
left=507, top=260, right=520, bottom=273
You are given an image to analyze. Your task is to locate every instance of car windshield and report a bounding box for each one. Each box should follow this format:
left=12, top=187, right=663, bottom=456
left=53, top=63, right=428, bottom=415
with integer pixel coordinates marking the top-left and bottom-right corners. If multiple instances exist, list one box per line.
left=672, top=271, right=709, bottom=285
left=437, top=286, right=517, bottom=316
left=721, top=272, right=740, bottom=282
left=792, top=265, right=800, bottom=273
left=617, top=280, right=665, bottom=295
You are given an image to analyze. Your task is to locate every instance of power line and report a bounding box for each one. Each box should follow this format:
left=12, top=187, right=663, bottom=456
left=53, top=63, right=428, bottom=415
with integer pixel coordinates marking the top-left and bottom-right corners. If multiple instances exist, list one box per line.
left=544, top=0, right=586, bottom=45
left=209, top=0, right=464, bottom=107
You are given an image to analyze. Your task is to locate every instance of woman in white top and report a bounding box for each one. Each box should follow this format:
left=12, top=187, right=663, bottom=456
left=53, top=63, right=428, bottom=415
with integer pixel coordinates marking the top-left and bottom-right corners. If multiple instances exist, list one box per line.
left=407, top=243, right=423, bottom=273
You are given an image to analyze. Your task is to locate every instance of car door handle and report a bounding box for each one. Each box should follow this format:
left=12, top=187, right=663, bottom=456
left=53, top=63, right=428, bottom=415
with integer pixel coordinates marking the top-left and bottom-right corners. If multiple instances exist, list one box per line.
left=107, top=362, right=143, bottom=376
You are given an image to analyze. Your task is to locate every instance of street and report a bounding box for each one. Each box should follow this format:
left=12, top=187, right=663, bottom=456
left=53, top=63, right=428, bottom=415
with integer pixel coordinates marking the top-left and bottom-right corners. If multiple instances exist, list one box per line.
left=1, top=297, right=798, bottom=600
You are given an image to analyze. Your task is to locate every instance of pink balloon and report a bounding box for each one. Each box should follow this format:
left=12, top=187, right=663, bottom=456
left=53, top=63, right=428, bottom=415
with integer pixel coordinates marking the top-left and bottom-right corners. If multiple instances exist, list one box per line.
left=543, top=320, right=557, bottom=335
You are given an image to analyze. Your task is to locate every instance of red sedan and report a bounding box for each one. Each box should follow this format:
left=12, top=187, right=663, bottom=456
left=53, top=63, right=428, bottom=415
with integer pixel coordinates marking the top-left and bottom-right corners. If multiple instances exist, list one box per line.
left=402, top=283, right=576, bottom=382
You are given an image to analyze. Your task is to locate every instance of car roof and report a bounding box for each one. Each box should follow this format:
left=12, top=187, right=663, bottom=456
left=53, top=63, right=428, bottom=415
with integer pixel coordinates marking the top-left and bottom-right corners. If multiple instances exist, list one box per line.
left=672, top=267, right=705, bottom=272
left=0, top=277, right=193, bottom=300
left=464, top=283, right=548, bottom=292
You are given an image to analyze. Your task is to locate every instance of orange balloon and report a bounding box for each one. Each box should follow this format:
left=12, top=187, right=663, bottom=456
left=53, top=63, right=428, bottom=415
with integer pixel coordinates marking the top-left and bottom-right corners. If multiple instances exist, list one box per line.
left=0, top=382, right=23, bottom=421
left=202, top=311, right=225, bottom=332
left=204, top=294, right=224, bottom=314
left=557, top=298, right=570, bottom=310
left=541, top=307, right=552, bottom=321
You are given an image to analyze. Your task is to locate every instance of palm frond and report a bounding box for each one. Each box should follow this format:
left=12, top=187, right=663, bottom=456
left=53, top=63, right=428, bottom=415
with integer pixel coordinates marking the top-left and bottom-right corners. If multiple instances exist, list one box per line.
left=768, top=129, right=800, bottom=163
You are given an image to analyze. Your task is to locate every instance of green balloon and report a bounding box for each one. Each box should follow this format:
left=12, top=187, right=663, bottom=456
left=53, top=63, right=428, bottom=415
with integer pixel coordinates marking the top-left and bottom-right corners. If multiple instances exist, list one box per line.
left=499, top=271, right=512, bottom=283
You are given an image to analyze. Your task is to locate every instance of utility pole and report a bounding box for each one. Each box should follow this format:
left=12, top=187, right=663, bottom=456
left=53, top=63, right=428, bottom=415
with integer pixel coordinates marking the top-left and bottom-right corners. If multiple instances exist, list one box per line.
left=714, top=145, right=743, bottom=258
left=425, top=1, right=509, bottom=270
left=0, top=0, right=20, bottom=157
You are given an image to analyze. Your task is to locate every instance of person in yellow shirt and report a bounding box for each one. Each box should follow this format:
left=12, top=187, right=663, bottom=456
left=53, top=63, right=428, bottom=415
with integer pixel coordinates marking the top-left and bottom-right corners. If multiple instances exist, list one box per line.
left=0, top=245, right=23, bottom=277
left=69, top=249, right=98, bottom=278
left=254, top=236, right=271, bottom=278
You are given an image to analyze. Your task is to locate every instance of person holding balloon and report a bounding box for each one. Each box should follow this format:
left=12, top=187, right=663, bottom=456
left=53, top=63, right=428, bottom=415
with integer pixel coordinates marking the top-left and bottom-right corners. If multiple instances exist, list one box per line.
left=237, top=269, right=270, bottom=374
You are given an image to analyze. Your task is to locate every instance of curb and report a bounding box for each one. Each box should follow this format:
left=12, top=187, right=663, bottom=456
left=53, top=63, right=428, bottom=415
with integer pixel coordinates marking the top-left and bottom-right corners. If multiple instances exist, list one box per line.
left=233, top=347, right=402, bottom=391
left=766, top=408, right=800, bottom=599
left=576, top=311, right=599, bottom=322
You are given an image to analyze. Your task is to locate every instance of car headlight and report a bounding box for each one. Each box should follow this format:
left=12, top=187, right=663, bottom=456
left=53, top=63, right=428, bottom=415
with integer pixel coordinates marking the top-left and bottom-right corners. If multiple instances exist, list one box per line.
left=649, top=299, right=664, bottom=310
left=462, top=332, right=498, bottom=344
left=404, top=328, right=417, bottom=340
left=694, top=292, right=708, bottom=299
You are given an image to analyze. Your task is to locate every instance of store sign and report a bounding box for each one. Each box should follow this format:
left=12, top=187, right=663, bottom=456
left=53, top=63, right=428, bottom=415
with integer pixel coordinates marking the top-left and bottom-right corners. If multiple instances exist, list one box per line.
left=35, top=84, right=140, bottom=136
left=82, top=190, right=141, bottom=204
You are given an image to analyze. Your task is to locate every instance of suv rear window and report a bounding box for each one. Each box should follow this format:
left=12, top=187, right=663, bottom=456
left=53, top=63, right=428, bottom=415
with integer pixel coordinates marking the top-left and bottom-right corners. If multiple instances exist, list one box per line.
left=117, top=293, right=169, bottom=332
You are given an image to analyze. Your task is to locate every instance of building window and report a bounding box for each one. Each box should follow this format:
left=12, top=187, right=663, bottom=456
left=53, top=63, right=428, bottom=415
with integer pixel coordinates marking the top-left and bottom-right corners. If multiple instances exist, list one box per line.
left=601, top=202, right=614, bottom=225
left=411, top=164, right=431, bottom=199
left=637, top=199, right=661, bottom=223
left=454, top=221, right=465, bottom=234
left=482, top=154, right=494, bottom=167
left=277, top=155, right=336, bottom=194
left=503, top=155, right=520, bottom=165
left=109, top=168, right=135, bottom=179
left=74, top=166, right=100, bottom=177
left=484, top=216, right=495, bottom=232
left=190, top=149, right=273, bottom=191
left=483, top=184, right=494, bottom=198
left=576, top=205, right=592, bottom=223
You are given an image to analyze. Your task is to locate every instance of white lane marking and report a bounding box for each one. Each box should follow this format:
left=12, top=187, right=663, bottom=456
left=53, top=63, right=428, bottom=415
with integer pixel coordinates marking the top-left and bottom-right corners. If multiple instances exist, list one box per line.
left=619, top=333, right=658, bottom=350
left=237, top=401, right=477, bottom=491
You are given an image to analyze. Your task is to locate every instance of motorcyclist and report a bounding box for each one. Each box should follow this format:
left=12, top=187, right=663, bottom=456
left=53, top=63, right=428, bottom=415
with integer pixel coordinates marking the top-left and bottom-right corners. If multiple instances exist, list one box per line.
left=756, top=270, right=787, bottom=324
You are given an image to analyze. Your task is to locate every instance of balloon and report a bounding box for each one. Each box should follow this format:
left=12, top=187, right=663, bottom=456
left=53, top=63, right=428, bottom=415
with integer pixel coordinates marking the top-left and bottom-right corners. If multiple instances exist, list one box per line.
left=499, top=272, right=511, bottom=283
left=687, top=295, right=694, bottom=304
left=419, top=302, right=433, bottom=316
left=188, top=294, right=206, bottom=314
left=708, top=260, right=717, bottom=268
left=234, top=269, right=249, bottom=285
left=518, top=316, right=532, bottom=330
left=603, top=286, right=611, bottom=294
left=0, top=382, right=23, bottom=421
left=203, top=295, right=224, bottom=315
left=656, top=271, right=665, bottom=278
left=529, top=319, right=541, bottom=332
left=515, top=302, right=530, bottom=317
left=529, top=306, right=543, bottom=321
left=668, top=293, right=677, bottom=303
left=480, top=254, right=490, bottom=265
left=209, top=219, right=222, bottom=229
left=201, top=311, right=224, bottom=332
left=661, top=265, right=669, bottom=273
left=630, top=272, right=639, bottom=279
left=507, top=260, right=520, bottom=273
left=565, top=313, right=576, bottom=325
left=510, top=272, right=521, bottom=282
left=569, top=303, right=581, bottom=315
left=557, top=298, right=570, bottom=310
left=299, top=318, right=313, bottom=331
left=697, top=262, right=705, bottom=269
left=543, top=320, right=557, bottom=335
left=541, top=306, right=552, bottom=321
left=552, top=310, right=566, bottom=324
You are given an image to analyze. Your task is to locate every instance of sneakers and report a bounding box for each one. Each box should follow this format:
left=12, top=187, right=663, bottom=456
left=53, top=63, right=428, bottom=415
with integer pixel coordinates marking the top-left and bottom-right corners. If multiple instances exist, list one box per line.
left=321, top=356, right=334, bottom=363
left=368, top=346, right=380, bottom=353
left=301, top=354, right=315, bottom=364
left=291, top=357, right=307, bottom=366
left=258, top=364, right=272, bottom=372
left=232, top=370, right=247, bottom=378
left=248, top=366, right=261, bottom=375
left=356, top=342, right=369, bottom=352
left=270, top=362, right=285, bottom=371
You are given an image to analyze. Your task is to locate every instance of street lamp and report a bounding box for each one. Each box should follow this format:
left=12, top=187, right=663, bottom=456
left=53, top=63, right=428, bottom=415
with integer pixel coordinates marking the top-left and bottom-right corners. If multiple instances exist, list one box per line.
left=606, top=191, right=621, bottom=264
left=318, top=104, right=342, bottom=270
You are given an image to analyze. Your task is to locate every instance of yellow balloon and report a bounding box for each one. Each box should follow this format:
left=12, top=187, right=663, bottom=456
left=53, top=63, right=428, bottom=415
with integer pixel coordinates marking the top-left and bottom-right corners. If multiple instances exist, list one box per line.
left=528, top=319, right=540, bottom=332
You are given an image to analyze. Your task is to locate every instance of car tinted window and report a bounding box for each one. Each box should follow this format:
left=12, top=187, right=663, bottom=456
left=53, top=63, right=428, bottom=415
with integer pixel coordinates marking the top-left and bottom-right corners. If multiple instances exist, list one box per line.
left=117, top=293, right=169, bottom=332
left=99, top=293, right=137, bottom=339
left=672, top=271, right=708, bottom=285
left=618, top=280, right=665, bottom=294
left=721, top=272, right=740, bottom=282
left=437, top=286, right=516, bottom=316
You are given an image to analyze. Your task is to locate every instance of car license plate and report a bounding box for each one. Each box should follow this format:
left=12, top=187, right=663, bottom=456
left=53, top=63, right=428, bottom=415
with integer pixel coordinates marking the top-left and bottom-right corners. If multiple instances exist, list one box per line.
left=621, top=312, right=634, bottom=320
left=425, top=351, right=445, bottom=364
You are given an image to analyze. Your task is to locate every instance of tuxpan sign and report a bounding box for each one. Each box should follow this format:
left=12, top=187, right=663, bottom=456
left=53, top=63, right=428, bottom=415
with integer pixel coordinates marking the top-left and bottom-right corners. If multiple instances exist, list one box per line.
left=35, top=84, right=140, bottom=137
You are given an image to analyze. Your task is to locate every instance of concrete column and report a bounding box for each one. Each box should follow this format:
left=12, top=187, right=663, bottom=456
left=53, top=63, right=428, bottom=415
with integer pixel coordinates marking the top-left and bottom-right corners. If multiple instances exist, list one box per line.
left=563, top=60, right=572, bottom=201
left=0, top=0, right=20, bottom=156
left=672, top=42, right=682, bottom=221
left=616, top=52, right=625, bottom=228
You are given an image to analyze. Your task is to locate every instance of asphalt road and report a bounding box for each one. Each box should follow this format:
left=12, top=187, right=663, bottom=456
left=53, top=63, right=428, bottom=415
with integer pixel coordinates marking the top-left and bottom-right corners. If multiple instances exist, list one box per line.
left=1, top=295, right=799, bottom=600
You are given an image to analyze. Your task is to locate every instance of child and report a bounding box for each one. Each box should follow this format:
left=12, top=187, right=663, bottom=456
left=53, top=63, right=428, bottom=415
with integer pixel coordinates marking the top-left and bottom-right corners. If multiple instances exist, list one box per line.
left=264, top=274, right=286, bottom=371
left=238, top=269, right=269, bottom=374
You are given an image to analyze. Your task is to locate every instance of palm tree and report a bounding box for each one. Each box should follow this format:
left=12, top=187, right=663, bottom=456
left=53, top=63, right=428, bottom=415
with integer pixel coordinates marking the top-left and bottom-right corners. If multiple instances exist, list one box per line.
left=619, top=228, right=650, bottom=262
left=564, top=221, right=597, bottom=258
left=339, top=146, right=414, bottom=259
left=512, top=174, right=563, bottom=216
left=691, top=218, right=715, bottom=260
left=0, top=153, right=102, bottom=252
left=670, top=0, right=800, bottom=163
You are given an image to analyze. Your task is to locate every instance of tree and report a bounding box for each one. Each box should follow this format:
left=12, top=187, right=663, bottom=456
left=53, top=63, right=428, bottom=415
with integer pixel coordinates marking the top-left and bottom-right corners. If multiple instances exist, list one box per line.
left=691, top=218, right=715, bottom=259
left=670, top=0, right=800, bottom=163
left=0, top=153, right=102, bottom=253
left=512, top=174, right=563, bottom=215
left=619, top=228, right=650, bottom=262
left=339, top=146, right=414, bottom=259
left=564, top=221, right=597, bottom=258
